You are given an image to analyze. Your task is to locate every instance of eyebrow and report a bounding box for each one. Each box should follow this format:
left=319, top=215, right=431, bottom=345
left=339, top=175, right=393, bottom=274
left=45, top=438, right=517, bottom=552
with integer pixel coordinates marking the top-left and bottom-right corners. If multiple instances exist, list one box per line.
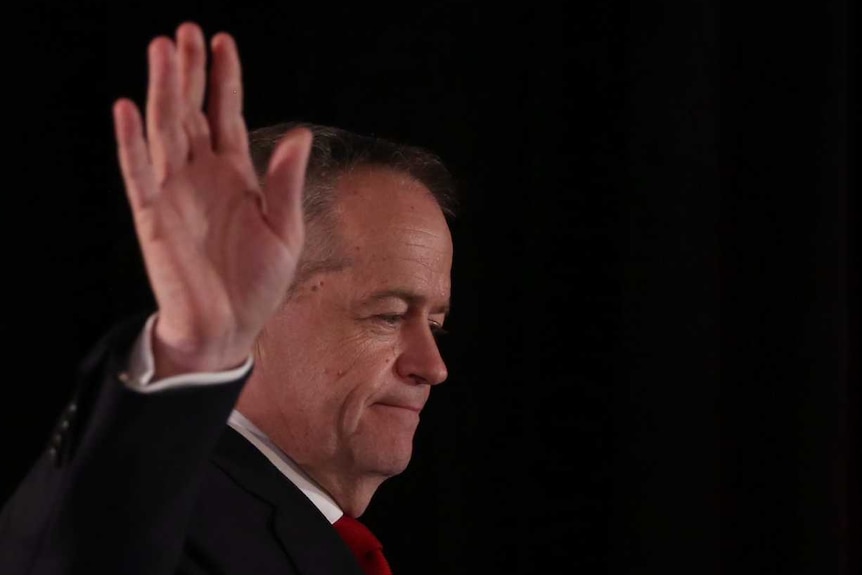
left=366, top=289, right=451, bottom=315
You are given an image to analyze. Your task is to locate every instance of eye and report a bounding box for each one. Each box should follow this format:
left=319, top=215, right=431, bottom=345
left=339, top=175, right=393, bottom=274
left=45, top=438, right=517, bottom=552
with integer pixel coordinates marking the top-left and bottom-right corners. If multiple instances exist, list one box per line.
left=376, top=314, right=404, bottom=326
left=430, top=321, right=448, bottom=338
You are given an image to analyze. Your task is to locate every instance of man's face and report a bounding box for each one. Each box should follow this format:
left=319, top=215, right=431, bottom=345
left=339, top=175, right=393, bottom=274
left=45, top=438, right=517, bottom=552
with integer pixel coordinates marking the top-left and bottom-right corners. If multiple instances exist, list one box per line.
left=246, top=166, right=452, bottom=494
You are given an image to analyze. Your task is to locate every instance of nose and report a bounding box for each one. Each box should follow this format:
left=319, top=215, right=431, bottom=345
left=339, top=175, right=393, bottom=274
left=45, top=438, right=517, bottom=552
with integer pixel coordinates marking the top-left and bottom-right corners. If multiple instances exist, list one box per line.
left=395, top=320, right=448, bottom=385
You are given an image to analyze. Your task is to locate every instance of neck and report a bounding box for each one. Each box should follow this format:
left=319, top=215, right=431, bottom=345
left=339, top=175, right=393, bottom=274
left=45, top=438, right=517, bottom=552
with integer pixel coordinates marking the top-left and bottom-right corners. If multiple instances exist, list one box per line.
left=234, top=393, right=385, bottom=517
left=308, top=468, right=385, bottom=517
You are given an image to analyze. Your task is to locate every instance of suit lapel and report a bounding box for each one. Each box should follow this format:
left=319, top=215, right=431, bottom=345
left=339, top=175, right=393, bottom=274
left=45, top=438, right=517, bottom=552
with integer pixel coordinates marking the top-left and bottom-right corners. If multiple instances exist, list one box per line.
left=211, top=427, right=365, bottom=575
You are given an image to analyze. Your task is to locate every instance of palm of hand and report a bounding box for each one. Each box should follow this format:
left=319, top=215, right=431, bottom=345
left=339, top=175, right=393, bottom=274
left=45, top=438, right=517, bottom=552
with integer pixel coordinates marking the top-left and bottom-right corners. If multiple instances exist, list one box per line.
left=143, top=149, right=300, bottom=357
left=113, top=23, right=311, bottom=375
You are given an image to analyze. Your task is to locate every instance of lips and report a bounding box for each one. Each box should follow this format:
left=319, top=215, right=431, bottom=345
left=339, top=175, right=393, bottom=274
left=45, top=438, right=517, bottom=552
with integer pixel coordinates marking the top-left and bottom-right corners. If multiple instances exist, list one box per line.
left=375, top=401, right=423, bottom=414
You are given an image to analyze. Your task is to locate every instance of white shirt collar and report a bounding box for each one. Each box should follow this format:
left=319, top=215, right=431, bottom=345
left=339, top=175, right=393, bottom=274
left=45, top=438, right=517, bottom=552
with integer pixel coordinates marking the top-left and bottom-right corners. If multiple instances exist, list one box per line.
left=227, top=410, right=344, bottom=524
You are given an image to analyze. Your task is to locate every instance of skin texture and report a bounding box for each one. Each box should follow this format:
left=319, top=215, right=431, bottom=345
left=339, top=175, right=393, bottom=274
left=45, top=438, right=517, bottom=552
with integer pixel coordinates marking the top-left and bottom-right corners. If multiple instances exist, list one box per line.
left=113, top=21, right=451, bottom=519
left=113, top=22, right=312, bottom=378
left=236, top=166, right=453, bottom=517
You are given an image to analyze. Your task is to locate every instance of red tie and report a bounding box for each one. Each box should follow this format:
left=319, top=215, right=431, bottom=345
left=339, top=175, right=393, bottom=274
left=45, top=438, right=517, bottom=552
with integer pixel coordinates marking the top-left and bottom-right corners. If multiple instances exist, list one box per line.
left=333, top=514, right=394, bottom=575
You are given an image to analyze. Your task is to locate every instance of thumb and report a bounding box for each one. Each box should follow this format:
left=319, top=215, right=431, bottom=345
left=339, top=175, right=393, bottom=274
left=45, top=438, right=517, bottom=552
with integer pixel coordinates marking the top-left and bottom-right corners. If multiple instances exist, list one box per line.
left=262, top=127, right=313, bottom=248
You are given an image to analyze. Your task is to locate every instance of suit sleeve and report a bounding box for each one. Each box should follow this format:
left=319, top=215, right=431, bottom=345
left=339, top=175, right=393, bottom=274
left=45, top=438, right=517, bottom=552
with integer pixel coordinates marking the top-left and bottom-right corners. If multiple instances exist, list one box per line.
left=0, top=314, right=249, bottom=575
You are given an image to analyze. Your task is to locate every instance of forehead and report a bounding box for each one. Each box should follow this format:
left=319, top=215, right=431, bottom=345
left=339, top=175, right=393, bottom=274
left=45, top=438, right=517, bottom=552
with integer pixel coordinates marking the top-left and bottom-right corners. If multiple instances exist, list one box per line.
left=332, top=167, right=453, bottom=302
left=333, top=167, right=451, bottom=248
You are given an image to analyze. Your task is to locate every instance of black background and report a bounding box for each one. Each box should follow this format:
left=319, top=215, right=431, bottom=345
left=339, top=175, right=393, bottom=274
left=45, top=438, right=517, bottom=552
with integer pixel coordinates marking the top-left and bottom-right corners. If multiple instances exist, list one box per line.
left=2, top=1, right=856, bottom=574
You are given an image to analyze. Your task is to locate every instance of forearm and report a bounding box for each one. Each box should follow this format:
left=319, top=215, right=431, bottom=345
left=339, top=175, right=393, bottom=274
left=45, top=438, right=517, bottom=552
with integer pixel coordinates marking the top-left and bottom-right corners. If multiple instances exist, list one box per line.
left=0, top=315, right=250, bottom=575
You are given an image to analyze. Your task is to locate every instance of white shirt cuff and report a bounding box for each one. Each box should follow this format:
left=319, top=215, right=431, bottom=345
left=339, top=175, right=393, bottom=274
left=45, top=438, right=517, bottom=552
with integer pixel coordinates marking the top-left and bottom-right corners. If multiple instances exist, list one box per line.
left=121, top=313, right=253, bottom=394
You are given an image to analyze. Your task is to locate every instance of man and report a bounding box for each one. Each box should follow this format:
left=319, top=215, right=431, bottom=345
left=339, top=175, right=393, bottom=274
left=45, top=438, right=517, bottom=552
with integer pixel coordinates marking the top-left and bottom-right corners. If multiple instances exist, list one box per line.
left=0, top=21, right=456, bottom=575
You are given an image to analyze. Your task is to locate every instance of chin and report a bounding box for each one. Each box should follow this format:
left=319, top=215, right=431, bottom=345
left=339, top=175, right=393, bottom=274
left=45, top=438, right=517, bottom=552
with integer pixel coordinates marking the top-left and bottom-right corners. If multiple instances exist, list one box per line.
left=362, top=445, right=414, bottom=478
left=358, top=416, right=417, bottom=472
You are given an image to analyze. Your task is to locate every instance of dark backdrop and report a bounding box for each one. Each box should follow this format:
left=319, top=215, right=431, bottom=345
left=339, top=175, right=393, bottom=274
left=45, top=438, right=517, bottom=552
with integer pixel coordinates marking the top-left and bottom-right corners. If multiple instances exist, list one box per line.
left=2, top=1, right=855, bottom=574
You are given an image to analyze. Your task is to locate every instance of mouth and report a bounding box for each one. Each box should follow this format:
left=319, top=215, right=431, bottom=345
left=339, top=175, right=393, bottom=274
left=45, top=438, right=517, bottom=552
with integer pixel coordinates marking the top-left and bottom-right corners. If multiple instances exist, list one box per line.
left=375, top=402, right=422, bottom=414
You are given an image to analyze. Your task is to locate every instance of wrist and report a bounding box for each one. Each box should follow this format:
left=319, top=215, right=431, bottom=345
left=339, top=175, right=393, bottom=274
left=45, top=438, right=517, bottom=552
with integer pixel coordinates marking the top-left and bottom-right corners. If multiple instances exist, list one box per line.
left=151, top=317, right=252, bottom=378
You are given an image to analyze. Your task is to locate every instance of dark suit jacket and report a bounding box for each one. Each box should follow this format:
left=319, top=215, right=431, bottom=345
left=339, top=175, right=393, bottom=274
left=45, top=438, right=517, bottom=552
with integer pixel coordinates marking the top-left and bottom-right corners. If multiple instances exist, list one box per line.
left=0, top=315, right=365, bottom=575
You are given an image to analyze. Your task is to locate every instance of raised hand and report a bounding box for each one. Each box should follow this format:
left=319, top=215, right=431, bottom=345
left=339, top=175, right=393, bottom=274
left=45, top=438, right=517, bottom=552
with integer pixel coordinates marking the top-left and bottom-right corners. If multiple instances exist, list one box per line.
left=112, top=22, right=311, bottom=378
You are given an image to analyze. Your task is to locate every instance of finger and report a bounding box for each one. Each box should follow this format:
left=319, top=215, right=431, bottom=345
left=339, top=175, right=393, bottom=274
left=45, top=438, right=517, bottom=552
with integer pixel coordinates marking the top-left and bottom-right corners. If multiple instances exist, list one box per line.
left=262, top=128, right=313, bottom=248
left=207, top=32, right=248, bottom=154
left=176, top=23, right=212, bottom=159
left=113, top=98, right=157, bottom=212
left=176, top=22, right=207, bottom=110
left=146, top=36, right=187, bottom=182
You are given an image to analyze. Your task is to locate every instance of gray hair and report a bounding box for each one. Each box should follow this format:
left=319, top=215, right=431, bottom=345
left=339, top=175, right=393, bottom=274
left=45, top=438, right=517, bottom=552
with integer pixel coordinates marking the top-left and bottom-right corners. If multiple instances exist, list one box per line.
left=248, top=121, right=458, bottom=293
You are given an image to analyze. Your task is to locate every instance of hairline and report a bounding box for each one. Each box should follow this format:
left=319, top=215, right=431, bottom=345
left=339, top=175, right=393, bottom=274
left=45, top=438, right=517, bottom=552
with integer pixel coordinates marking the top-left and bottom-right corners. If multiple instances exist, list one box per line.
left=247, top=121, right=458, bottom=302
left=287, top=164, right=445, bottom=298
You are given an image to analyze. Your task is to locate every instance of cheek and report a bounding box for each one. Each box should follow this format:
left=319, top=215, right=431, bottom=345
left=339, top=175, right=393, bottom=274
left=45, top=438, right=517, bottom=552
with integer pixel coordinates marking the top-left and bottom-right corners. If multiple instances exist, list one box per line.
left=334, top=345, right=401, bottom=422
left=332, top=336, right=397, bottom=391
left=259, top=309, right=401, bottom=419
